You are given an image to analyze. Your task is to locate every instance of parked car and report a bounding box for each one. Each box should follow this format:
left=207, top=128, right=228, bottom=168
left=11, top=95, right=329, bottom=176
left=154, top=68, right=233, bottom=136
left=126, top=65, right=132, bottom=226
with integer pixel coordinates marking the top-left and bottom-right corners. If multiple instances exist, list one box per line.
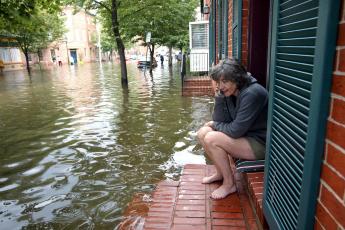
left=137, top=56, right=157, bottom=68
left=129, top=55, right=138, bottom=60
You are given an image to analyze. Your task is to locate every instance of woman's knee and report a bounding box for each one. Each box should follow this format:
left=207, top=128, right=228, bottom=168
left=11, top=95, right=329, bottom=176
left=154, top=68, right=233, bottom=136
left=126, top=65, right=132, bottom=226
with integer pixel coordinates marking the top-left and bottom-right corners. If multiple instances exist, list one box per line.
left=204, top=131, right=222, bottom=147
left=197, top=126, right=213, bottom=142
left=204, top=132, right=237, bottom=150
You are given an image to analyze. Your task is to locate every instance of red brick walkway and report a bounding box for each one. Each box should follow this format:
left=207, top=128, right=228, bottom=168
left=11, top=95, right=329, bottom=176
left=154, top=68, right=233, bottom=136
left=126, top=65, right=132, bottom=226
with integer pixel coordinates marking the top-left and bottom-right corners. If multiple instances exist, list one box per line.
left=143, top=164, right=259, bottom=229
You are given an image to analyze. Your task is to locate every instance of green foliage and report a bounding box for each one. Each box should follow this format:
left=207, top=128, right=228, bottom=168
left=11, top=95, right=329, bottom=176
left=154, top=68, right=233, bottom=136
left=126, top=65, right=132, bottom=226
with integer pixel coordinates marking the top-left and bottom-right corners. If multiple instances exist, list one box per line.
left=119, top=0, right=198, bottom=50
left=6, top=10, right=65, bottom=53
left=0, top=1, right=65, bottom=71
left=90, top=32, right=98, bottom=45
left=94, top=0, right=198, bottom=51
left=100, top=30, right=116, bottom=52
left=0, top=0, right=63, bottom=29
left=0, top=0, right=65, bottom=51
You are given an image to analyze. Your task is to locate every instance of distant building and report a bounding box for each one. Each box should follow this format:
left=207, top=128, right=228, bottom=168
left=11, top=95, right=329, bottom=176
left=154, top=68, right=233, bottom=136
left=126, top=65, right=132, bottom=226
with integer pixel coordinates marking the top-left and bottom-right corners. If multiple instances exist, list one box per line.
left=42, top=6, right=98, bottom=66
left=0, top=7, right=99, bottom=71
left=0, top=35, right=26, bottom=71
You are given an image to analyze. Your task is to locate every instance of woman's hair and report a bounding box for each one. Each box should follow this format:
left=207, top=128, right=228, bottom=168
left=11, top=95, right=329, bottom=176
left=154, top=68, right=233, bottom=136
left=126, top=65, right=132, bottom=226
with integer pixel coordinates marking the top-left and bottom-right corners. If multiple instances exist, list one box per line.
left=209, top=58, right=250, bottom=90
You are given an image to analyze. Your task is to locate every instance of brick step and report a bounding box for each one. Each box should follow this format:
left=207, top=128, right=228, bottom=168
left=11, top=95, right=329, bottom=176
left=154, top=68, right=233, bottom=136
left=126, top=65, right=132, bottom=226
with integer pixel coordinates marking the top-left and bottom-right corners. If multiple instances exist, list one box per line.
left=183, top=81, right=212, bottom=87
left=182, top=86, right=213, bottom=90
left=183, top=80, right=212, bottom=87
left=244, top=172, right=268, bottom=229
left=182, top=86, right=213, bottom=96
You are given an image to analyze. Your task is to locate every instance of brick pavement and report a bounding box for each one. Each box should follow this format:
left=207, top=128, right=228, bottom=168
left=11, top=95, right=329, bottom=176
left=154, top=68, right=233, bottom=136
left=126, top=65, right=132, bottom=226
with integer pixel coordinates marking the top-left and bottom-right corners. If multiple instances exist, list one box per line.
left=143, top=164, right=260, bottom=230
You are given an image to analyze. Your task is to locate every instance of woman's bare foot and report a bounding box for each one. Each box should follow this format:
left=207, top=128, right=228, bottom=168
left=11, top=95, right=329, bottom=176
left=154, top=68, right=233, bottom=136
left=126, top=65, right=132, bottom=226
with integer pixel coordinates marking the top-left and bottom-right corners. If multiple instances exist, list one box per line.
left=202, top=174, right=223, bottom=184
left=210, top=184, right=237, bottom=199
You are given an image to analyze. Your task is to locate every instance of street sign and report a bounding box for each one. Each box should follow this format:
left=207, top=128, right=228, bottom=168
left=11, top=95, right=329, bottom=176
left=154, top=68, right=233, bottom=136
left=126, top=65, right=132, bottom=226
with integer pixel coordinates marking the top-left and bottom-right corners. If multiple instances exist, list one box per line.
left=146, top=32, right=151, bottom=43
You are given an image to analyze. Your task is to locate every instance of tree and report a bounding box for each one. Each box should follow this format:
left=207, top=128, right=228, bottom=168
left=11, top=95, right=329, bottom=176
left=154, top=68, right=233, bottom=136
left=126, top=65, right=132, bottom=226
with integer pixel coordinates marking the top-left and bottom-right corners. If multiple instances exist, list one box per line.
left=161, top=1, right=197, bottom=66
left=0, top=0, right=61, bottom=24
left=65, top=0, right=197, bottom=83
left=100, top=29, right=117, bottom=61
left=3, top=11, right=65, bottom=73
left=120, top=0, right=198, bottom=68
left=66, top=0, right=129, bottom=86
left=0, top=0, right=65, bottom=73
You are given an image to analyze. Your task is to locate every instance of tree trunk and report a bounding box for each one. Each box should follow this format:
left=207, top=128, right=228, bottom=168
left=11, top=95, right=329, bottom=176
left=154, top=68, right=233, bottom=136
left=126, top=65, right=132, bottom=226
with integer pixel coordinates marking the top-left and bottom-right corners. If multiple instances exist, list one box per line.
left=149, top=43, right=154, bottom=73
left=111, top=0, right=128, bottom=86
left=24, top=48, right=31, bottom=75
left=109, top=49, right=113, bottom=61
left=37, top=50, right=42, bottom=71
left=168, top=46, right=173, bottom=67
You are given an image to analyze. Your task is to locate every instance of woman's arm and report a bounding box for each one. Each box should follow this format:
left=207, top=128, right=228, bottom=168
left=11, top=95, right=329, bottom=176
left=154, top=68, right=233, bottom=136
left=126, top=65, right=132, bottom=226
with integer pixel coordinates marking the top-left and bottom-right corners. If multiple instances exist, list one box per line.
left=213, top=88, right=268, bottom=138
left=212, top=95, right=227, bottom=122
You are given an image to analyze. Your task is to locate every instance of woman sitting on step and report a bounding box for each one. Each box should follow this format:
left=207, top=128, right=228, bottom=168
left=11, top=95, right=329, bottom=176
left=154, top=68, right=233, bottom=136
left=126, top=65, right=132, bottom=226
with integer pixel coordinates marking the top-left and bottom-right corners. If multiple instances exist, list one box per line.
left=197, top=58, right=268, bottom=199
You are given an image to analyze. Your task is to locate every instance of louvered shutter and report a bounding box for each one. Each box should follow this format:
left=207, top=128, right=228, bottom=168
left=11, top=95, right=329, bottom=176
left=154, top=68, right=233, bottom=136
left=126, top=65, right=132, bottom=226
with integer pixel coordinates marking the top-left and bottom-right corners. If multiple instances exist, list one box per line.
left=263, top=0, right=340, bottom=229
left=218, top=0, right=224, bottom=59
left=209, top=0, right=216, bottom=66
left=232, top=0, right=241, bottom=60
left=222, top=0, right=228, bottom=58
left=218, top=0, right=228, bottom=60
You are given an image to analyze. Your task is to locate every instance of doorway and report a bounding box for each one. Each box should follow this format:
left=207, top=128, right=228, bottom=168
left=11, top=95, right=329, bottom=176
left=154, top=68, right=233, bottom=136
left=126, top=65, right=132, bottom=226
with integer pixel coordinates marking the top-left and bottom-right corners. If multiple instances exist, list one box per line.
left=70, top=49, right=77, bottom=64
left=247, top=0, right=270, bottom=87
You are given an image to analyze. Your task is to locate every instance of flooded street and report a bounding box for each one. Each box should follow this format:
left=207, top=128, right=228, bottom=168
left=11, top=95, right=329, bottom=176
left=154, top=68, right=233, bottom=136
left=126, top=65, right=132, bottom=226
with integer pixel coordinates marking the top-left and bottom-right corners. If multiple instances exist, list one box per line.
left=0, top=62, right=213, bottom=229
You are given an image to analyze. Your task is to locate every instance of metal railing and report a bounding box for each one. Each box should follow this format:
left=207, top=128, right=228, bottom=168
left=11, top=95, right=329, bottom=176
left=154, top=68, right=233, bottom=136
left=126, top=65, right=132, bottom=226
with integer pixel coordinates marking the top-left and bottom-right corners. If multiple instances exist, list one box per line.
left=181, top=52, right=209, bottom=84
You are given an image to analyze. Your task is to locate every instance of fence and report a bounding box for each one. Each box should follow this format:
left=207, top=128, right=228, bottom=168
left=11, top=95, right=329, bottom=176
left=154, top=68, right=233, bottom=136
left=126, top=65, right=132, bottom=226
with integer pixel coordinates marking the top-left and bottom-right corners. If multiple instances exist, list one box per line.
left=181, top=52, right=209, bottom=85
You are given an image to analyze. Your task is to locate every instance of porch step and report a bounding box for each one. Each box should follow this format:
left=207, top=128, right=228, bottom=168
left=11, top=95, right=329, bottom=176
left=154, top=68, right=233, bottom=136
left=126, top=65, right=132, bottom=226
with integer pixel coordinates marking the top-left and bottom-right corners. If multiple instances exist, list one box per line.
left=244, top=172, right=268, bottom=229
left=182, top=86, right=213, bottom=96
left=183, top=77, right=212, bottom=87
left=182, top=77, right=214, bottom=96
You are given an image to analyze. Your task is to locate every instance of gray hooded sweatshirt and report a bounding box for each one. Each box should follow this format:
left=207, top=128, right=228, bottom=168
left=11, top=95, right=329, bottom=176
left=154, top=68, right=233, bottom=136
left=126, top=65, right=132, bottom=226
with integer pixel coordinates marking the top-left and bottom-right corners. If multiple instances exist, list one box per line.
left=212, top=75, right=268, bottom=145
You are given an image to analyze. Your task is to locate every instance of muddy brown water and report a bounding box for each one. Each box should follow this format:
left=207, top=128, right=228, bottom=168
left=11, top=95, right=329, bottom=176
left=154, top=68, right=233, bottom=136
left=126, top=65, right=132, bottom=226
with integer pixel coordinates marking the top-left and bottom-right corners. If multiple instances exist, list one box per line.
left=0, top=62, right=213, bottom=229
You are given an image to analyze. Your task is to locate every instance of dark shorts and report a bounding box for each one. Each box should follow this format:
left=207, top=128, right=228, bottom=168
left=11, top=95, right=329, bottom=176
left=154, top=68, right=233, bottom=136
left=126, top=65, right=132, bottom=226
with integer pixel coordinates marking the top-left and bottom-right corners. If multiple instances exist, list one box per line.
left=246, top=137, right=266, bottom=160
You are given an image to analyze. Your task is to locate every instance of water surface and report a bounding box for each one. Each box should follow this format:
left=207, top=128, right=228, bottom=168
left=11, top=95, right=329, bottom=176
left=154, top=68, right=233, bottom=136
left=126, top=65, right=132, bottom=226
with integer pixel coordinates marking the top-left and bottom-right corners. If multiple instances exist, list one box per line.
left=0, top=63, right=213, bottom=229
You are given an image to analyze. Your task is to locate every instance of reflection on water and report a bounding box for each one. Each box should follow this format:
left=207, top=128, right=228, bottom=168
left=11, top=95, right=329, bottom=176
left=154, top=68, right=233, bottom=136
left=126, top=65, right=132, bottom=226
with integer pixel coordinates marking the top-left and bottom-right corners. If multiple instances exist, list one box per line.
left=0, top=63, right=213, bottom=229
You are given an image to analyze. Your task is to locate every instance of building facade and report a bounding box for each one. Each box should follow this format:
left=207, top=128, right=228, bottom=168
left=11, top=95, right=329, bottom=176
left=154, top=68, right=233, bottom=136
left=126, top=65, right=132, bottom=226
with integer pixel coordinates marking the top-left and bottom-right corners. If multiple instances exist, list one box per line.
left=0, top=36, right=26, bottom=71
left=207, top=0, right=344, bottom=229
left=0, top=7, right=98, bottom=71
left=55, top=7, right=98, bottom=65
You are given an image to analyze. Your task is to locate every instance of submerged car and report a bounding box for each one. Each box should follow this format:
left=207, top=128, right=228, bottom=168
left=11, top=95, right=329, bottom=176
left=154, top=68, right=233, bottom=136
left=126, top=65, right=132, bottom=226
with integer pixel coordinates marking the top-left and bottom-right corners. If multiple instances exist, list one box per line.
left=137, top=56, right=157, bottom=68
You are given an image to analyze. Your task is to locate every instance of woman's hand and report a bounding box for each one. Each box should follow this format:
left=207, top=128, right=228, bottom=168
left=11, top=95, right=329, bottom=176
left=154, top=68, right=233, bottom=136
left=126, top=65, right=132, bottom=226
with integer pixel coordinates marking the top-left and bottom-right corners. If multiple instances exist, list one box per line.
left=204, top=121, right=214, bottom=128
left=211, top=80, right=220, bottom=96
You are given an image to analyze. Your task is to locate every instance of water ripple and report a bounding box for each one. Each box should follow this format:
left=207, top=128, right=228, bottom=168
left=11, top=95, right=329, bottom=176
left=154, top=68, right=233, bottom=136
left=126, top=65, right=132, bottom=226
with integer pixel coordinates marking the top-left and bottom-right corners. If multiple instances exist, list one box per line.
left=0, top=63, right=212, bottom=229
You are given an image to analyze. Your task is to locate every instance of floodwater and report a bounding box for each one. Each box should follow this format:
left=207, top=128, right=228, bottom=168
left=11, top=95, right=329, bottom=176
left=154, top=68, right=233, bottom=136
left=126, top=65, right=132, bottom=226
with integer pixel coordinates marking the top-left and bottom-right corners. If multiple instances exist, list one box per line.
left=0, top=62, right=213, bottom=229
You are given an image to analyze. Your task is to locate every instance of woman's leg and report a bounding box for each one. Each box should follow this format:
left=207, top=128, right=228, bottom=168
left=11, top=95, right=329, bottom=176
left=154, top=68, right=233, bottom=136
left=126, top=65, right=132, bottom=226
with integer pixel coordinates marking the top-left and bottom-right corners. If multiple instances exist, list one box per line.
left=196, top=126, right=213, bottom=147
left=203, top=131, right=256, bottom=199
left=197, top=126, right=223, bottom=183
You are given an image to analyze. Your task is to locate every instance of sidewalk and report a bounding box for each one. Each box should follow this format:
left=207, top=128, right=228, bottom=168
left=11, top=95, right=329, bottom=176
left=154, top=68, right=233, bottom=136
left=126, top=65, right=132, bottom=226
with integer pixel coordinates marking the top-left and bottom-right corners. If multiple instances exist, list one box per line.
left=143, top=164, right=260, bottom=230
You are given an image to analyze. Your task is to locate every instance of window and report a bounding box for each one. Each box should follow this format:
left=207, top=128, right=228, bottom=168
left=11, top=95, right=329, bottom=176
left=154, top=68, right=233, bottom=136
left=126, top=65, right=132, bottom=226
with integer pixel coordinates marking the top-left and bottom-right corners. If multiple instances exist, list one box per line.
left=0, top=48, right=22, bottom=63
left=191, top=23, right=209, bottom=49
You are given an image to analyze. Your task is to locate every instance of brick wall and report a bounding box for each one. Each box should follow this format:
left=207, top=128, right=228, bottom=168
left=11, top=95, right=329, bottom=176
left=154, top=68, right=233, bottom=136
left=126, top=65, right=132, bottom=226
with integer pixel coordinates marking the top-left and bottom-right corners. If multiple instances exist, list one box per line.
left=315, top=1, right=345, bottom=229
left=241, top=0, right=249, bottom=67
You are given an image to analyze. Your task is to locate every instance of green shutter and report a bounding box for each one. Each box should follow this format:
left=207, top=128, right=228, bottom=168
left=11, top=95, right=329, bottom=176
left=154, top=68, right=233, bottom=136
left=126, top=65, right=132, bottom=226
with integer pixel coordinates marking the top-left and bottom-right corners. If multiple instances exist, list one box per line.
left=232, top=0, right=242, bottom=61
left=263, top=0, right=340, bottom=229
left=223, top=0, right=229, bottom=58
left=209, top=0, right=216, bottom=66
left=218, top=0, right=228, bottom=60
